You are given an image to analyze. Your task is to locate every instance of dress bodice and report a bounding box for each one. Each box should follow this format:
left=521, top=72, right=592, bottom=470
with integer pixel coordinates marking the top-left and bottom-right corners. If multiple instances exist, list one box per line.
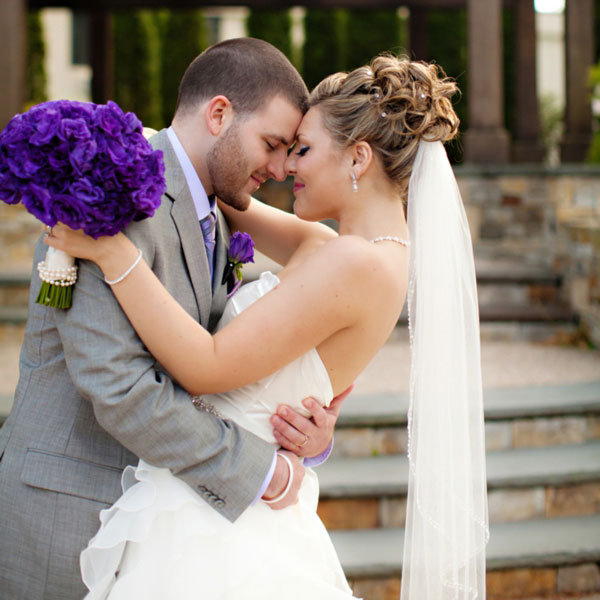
left=205, top=271, right=334, bottom=445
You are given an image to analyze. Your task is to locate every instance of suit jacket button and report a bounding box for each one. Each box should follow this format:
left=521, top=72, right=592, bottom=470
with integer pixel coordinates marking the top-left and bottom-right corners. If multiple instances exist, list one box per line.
left=215, top=499, right=225, bottom=509
left=198, top=485, right=207, bottom=493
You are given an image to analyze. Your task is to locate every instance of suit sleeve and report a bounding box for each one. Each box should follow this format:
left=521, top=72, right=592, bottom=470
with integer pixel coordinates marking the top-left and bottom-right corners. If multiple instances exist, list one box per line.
left=49, top=222, right=274, bottom=523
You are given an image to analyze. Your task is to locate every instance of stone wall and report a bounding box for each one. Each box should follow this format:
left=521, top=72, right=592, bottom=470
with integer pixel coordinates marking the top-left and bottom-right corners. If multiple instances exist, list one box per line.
left=2, top=165, right=599, bottom=345
left=455, top=164, right=600, bottom=346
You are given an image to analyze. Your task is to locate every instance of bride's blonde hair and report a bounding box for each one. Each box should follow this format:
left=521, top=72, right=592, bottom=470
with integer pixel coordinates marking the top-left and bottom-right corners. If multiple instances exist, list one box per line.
left=309, top=54, right=459, bottom=202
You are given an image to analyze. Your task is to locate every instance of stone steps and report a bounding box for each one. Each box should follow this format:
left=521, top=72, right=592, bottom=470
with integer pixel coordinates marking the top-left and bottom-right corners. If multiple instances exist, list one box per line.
left=317, top=381, right=600, bottom=597
left=331, top=514, right=600, bottom=578
left=334, top=383, right=600, bottom=459
left=317, top=443, right=600, bottom=529
left=319, top=442, right=600, bottom=500
left=338, top=382, right=600, bottom=428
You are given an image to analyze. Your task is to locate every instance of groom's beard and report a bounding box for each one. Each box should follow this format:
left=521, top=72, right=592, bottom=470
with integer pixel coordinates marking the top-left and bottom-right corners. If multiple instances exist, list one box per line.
left=207, top=123, right=251, bottom=212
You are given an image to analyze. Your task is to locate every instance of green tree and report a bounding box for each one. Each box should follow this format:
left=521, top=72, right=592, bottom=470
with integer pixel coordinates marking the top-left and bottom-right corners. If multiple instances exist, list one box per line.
left=246, top=9, right=293, bottom=64
left=302, top=9, right=347, bottom=91
left=160, top=10, right=208, bottom=125
left=345, top=8, right=404, bottom=71
left=113, top=10, right=162, bottom=129
left=426, top=8, right=468, bottom=162
left=26, top=10, right=47, bottom=107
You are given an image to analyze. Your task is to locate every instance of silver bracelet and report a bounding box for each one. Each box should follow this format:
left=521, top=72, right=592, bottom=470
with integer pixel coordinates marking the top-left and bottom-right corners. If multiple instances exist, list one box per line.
left=263, top=453, right=294, bottom=504
left=104, top=249, right=143, bottom=286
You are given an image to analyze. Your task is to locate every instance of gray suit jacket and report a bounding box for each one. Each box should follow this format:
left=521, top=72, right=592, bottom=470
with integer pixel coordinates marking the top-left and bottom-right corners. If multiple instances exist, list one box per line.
left=0, top=129, right=274, bottom=599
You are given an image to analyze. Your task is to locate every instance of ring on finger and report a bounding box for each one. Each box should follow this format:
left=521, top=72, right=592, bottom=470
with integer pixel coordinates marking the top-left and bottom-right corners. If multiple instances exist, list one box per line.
left=298, top=433, right=309, bottom=448
left=45, top=225, right=54, bottom=237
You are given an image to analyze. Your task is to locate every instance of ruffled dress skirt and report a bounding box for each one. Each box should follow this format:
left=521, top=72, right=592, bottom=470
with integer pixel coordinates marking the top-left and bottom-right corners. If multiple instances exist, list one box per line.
left=81, top=460, right=356, bottom=599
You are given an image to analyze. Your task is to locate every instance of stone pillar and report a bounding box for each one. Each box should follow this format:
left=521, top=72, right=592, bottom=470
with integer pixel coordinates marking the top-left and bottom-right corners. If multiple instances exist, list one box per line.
left=463, top=0, right=510, bottom=163
left=0, top=0, right=26, bottom=129
left=513, top=0, right=544, bottom=162
left=409, top=6, right=428, bottom=61
left=561, top=0, right=594, bottom=162
left=90, top=11, right=114, bottom=103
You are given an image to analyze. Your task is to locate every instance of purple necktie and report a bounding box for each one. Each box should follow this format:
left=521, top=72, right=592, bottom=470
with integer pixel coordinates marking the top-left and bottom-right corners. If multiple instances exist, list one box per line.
left=199, top=211, right=216, bottom=283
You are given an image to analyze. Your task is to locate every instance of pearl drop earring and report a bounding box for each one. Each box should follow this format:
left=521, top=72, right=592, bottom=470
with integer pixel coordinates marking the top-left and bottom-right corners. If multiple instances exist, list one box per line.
left=350, top=171, right=358, bottom=193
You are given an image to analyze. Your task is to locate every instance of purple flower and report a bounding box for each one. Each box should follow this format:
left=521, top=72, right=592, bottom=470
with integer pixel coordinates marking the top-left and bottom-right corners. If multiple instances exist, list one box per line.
left=221, top=232, right=255, bottom=292
left=0, top=99, right=166, bottom=237
left=228, top=232, right=255, bottom=264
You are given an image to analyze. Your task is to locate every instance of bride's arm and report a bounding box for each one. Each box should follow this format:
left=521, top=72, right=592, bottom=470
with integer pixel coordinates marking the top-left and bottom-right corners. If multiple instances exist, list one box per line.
left=219, top=198, right=336, bottom=266
left=46, top=226, right=377, bottom=396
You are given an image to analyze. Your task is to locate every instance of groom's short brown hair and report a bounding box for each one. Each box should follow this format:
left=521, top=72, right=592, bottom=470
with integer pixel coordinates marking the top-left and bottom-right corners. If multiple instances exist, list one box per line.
left=175, top=38, right=309, bottom=118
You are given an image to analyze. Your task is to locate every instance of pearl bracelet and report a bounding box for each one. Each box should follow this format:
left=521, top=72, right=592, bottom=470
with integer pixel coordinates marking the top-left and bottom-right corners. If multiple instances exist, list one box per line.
left=263, top=453, right=294, bottom=504
left=104, top=249, right=143, bottom=286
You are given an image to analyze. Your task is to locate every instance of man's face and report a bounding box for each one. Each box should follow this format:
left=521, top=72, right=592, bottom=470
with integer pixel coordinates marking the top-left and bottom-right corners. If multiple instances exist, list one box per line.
left=207, top=95, right=303, bottom=211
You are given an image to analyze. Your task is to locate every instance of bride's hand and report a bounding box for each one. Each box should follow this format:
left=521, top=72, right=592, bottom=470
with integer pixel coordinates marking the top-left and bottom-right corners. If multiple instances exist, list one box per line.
left=45, top=224, right=138, bottom=276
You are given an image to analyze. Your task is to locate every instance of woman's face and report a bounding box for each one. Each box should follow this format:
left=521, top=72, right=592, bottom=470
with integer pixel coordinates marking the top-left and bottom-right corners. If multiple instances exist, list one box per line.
left=285, top=107, right=351, bottom=222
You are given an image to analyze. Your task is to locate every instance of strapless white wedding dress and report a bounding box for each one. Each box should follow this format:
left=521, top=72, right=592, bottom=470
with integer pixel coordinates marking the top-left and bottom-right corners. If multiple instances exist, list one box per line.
left=80, top=272, right=357, bottom=599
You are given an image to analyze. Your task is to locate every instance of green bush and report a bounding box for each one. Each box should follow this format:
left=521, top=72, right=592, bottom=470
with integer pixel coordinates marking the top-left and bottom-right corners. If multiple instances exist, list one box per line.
left=159, top=10, right=208, bottom=125
left=587, top=61, right=600, bottom=162
left=302, top=9, right=347, bottom=91
left=26, top=10, right=47, bottom=107
left=113, top=10, right=162, bottom=129
left=246, top=9, right=293, bottom=64
left=345, top=8, right=404, bottom=71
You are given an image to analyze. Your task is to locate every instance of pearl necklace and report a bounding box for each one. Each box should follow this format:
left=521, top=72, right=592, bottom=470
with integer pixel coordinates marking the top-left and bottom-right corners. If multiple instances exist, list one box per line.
left=370, top=235, right=410, bottom=247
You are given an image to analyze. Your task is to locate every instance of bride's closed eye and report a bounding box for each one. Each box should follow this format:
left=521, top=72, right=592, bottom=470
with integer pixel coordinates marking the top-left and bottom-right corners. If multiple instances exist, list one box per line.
left=296, top=146, right=310, bottom=157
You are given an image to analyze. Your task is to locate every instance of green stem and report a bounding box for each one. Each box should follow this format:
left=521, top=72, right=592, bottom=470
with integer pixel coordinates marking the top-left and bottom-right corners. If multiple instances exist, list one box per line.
left=36, top=282, right=73, bottom=309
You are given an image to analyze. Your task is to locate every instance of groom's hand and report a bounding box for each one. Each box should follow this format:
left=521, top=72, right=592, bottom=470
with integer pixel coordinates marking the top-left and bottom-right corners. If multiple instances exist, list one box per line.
left=262, top=450, right=305, bottom=510
left=271, top=385, right=354, bottom=458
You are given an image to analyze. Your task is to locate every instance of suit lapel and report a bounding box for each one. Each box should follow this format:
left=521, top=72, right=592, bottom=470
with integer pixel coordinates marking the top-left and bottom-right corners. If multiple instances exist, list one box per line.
left=151, top=130, right=213, bottom=330
left=208, top=207, right=231, bottom=332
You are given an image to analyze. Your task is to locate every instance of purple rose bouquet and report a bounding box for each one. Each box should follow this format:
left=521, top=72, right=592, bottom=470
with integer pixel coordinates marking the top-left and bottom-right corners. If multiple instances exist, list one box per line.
left=222, top=232, right=255, bottom=297
left=0, top=100, right=166, bottom=308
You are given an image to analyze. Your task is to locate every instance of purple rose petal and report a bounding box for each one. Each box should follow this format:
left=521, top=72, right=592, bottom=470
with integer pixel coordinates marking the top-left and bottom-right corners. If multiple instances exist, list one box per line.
left=0, top=99, right=166, bottom=237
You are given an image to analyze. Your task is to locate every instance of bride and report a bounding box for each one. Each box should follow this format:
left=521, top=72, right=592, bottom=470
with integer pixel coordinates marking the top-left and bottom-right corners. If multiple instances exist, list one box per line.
left=46, top=54, right=488, bottom=600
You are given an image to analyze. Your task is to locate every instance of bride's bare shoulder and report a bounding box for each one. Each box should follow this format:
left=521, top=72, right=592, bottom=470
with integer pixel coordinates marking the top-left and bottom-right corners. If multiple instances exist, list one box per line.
left=304, top=234, right=404, bottom=291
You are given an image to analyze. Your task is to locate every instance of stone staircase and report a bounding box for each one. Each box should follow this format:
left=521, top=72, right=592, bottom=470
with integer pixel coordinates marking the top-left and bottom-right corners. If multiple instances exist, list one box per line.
left=318, top=383, right=600, bottom=599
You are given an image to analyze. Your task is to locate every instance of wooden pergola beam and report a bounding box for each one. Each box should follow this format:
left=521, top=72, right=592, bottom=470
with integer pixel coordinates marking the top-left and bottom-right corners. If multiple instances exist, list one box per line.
left=28, top=0, right=479, bottom=8
left=0, top=0, right=26, bottom=129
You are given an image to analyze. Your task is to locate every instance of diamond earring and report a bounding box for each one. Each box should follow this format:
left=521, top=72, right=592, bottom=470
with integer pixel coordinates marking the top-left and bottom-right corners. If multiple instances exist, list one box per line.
left=350, top=171, right=358, bottom=193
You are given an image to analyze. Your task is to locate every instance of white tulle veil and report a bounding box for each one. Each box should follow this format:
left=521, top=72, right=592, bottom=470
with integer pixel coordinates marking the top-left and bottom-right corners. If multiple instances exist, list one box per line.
left=401, top=141, right=489, bottom=600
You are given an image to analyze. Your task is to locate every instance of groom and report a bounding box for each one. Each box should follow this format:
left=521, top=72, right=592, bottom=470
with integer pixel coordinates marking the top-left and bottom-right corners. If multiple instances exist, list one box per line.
left=0, top=38, right=345, bottom=599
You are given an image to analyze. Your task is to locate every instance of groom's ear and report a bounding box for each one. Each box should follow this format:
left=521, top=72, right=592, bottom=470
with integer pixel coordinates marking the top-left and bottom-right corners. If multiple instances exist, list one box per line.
left=205, top=96, right=233, bottom=137
left=350, top=141, right=373, bottom=178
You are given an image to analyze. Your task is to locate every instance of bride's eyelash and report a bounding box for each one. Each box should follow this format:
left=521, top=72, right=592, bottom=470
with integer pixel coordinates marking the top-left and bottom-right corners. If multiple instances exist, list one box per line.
left=296, top=146, right=309, bottom=156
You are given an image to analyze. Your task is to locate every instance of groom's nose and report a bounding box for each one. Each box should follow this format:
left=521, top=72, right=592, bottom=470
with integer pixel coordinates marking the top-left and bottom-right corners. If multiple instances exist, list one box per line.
left=266, top=154, right=287, bottom=182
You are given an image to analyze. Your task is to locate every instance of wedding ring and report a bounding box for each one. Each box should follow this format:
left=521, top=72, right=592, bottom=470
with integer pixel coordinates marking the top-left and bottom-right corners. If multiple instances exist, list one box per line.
left=298, top=433, right=309, bottom=448
left=45, top=226, right=54, bottom=237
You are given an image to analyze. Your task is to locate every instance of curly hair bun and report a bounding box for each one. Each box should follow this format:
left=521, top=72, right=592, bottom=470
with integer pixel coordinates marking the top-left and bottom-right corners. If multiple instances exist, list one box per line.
left=310, top=54, right=459, bottom=200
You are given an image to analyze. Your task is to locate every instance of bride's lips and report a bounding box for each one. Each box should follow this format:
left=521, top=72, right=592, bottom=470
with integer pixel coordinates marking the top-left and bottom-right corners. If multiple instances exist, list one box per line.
left=293, top=182, right=305, bottom=194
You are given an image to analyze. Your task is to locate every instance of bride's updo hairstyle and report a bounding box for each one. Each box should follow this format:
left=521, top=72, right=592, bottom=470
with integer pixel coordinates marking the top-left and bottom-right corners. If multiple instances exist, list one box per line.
left=309, top=54, right=459, bottom=202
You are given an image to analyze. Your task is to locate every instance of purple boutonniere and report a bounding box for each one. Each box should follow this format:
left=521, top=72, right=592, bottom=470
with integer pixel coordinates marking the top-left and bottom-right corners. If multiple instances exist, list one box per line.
left=222, top=232, right=254, bottom=298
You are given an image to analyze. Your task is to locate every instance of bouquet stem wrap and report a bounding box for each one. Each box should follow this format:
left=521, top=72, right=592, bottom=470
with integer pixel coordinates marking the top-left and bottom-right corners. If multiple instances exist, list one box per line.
left=36, top=246, right=77, bottom=309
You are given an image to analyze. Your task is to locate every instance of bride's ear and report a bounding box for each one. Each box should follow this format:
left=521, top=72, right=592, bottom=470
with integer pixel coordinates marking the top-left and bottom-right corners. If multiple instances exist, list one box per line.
left=350, top=141, right=373, bottom=179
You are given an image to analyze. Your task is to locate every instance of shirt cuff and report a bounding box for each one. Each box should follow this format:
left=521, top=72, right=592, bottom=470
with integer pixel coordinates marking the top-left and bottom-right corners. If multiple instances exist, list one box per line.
left=252, top=450, right=277, bottom=505
left=303, top=438, right=334, bottom=467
